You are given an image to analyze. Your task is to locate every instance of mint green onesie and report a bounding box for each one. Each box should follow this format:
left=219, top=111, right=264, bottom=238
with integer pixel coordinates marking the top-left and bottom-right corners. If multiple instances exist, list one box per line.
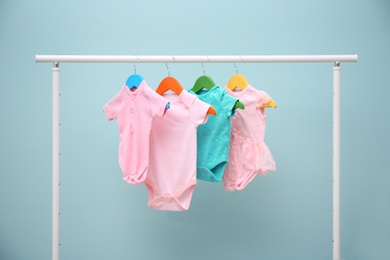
left=189, top=86, right=238, bottom=182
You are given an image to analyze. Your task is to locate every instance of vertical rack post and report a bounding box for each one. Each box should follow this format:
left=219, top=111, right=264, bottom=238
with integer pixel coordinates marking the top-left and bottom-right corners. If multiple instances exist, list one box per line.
left=52, top=62, right=61, bottom=260
left=333, top=62, right=341, bottom=260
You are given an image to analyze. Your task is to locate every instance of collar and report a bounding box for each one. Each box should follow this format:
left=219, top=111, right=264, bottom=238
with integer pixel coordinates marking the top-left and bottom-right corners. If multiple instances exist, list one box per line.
left=224, top=84, right=252, bottom=97
left=122, top=79, right=147, bottom=97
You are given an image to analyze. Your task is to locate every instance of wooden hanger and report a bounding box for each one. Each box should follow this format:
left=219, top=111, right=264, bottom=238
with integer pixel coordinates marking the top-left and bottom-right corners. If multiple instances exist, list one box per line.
left=226, top=74, right=276, bottom=109
left=191, top=75, right=216, bottom=93
left=125, top=74, right=144, bottom=89
left=226, top=74, right=249, bottom=91
left=234, top=100, right=245, bottom=109
left=192, top=75, right=244, bottom=110
left=156, top=76, right=216, bottom=116
left=156, top=76, right=183, bottom=95
left=224, top=74, right=246, bottom=109
left=261, top=99, right=277, bottom=108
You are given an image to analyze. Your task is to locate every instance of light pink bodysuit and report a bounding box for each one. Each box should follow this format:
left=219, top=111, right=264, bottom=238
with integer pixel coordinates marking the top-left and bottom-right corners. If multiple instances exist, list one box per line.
left=145, top=90, right=210, bottom=211
left=223, top=85, right=276, bottom=191
left=104, top=80, right=168, bottom=185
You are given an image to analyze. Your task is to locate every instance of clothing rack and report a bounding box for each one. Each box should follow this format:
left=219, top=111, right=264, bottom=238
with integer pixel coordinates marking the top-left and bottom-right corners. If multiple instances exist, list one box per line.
left=35, top=54, right=358, bottom=260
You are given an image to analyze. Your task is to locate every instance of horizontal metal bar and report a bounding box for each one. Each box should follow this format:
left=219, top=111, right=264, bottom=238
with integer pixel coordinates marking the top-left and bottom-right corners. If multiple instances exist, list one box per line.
left=35, top=54, right=358, bottom=63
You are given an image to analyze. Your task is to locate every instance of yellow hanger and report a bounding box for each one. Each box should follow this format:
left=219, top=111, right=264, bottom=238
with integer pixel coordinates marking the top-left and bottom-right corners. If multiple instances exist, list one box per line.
left=262, top=99, right=277, bottom=108
left=226, top=72, right=277, bottom=108
left=226, top=74, right=249, bottom=91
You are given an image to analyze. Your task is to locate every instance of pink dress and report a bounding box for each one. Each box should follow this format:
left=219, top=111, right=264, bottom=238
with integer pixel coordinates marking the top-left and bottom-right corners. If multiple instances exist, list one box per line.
left=223, top=85, right=276, bottom=191
left=103, top=80, right=168, bottom=185
left=145, top=90, right=210, bottom=211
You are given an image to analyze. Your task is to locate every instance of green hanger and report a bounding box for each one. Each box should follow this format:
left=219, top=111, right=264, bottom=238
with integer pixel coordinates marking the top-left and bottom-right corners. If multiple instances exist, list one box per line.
left=234, top=100, right=245, bottom=109
left=191, top=75, right=245, bottom=110
left=191, top=75, right=216, bottom=93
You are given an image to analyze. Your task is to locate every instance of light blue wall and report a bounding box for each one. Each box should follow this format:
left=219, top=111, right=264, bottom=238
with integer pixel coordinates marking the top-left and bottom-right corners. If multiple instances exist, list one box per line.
left=1, top=0, right=389, bottom=259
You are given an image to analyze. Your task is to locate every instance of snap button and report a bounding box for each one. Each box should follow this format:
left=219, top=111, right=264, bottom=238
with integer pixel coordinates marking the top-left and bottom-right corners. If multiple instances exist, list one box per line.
left=130, top=95, right=137, bottom=102
left=164, top=196, right=171, bottom=202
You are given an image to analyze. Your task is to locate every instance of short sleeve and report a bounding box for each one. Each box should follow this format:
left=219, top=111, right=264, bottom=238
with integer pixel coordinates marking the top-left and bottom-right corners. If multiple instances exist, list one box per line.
left=145, top=88, right=169, bottom=118
left=255, top=90, right=272, bottom=108
left=222, top=90, right=239, bottom=117
left=188, top=93, right=210, bottom=127
left=103, top=91, right=122, bottom=121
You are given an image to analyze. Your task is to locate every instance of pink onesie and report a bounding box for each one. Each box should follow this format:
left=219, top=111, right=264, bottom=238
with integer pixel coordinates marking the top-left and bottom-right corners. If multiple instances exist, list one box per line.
left=223, top=85, right=276, bottom=191
left=103, top=80, right=168, bottom=185
left=145, top=90, right=210, bottom=211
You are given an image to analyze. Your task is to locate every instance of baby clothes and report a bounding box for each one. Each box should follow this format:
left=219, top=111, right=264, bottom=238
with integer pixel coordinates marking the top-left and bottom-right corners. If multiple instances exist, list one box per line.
left=103, top=80, right=168, bottom=185
left=223, top=85, right=276, bottom=191
left=145, top=90, right=210, bottom=211
left=189, top=86, right=238, bottom=182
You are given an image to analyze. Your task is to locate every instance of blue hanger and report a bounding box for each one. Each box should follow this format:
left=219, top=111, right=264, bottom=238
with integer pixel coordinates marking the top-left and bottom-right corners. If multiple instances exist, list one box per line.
left=125, top=74, right=144, bottom=89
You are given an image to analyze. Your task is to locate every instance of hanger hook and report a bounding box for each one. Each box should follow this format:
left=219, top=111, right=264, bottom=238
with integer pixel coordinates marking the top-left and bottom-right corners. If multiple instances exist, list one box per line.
left=201, top=63, right=205, bottom=76
left=132, top=55, right=139, bottom=74
left=165, top=63, right=170, bottom=76
left=234, top=63, right=238, bottom=74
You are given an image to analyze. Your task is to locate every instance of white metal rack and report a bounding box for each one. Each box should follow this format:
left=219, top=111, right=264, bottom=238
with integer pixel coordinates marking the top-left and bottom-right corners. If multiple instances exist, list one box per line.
left=35, top=54, right=358, bottom=260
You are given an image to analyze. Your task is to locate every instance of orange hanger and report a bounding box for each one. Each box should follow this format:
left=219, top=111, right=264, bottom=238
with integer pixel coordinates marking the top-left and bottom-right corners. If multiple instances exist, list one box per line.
left=207, top=106, right=216, bottom=116
left=156, top=76, right=216, bottom=116
left=156, top=76, right=183, bottom=95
